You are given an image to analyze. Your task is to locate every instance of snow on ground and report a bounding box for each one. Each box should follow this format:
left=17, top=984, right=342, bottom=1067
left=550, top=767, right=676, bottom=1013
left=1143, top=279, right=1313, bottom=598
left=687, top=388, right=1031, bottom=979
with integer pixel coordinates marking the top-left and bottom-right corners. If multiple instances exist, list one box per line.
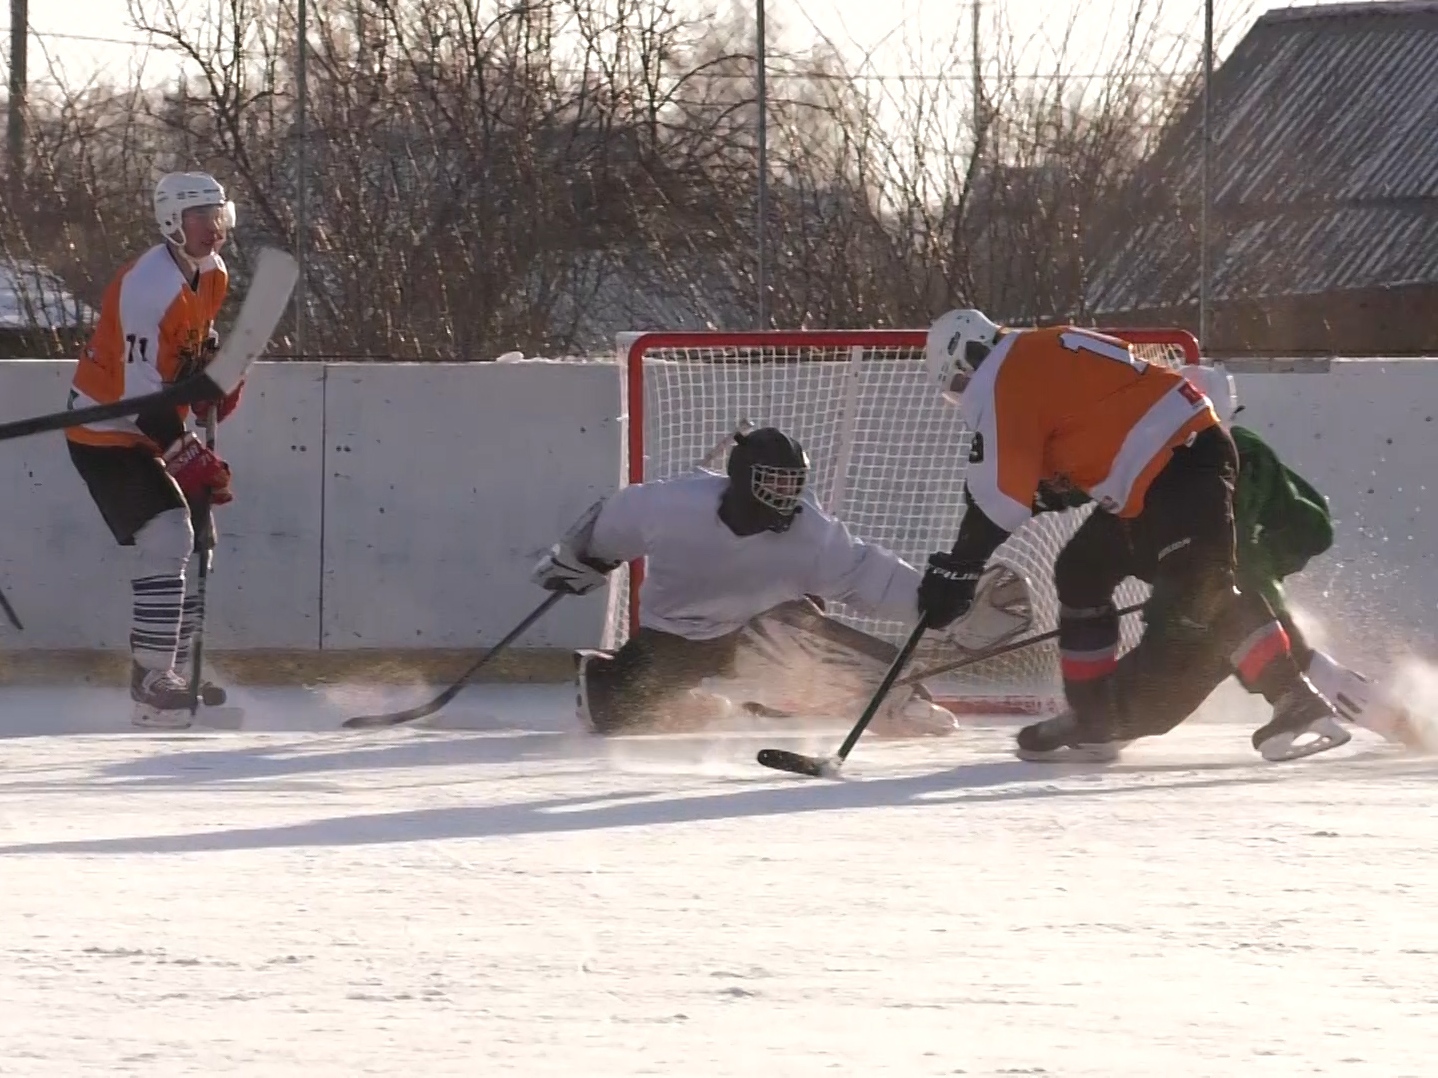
left=1, top=679, right=1436, bottom=1077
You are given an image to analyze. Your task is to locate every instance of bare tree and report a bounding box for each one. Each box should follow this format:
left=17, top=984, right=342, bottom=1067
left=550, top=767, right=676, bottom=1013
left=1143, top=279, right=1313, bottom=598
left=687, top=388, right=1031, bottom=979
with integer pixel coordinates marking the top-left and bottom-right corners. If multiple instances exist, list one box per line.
left=0, top=0, right=1201, bottom=359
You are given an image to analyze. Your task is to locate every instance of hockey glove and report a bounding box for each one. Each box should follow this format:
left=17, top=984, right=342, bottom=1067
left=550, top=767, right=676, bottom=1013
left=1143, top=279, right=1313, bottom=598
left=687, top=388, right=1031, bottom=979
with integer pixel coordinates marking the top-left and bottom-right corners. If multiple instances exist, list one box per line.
left=193, top=379, right=243, bottom=424
left=164, top=434, right=234, bottom=506
left=918, top=552, right=984, bottom=630
left=531, top=544, right=611, bottom=596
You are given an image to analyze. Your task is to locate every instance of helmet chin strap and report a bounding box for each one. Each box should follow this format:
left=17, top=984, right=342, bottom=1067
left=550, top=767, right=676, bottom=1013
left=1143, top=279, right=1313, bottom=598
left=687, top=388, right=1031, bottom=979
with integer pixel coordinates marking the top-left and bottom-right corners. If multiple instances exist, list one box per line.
left=165, top=238, right=203, bottom=281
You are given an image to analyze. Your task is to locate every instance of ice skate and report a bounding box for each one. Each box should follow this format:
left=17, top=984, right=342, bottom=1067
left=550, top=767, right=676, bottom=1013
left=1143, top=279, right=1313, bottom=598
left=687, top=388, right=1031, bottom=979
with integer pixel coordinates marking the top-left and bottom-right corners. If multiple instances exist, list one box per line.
left=1251, top=678, right=1350, bottom=761
left=130, top=663, right=193, bottom=730
left=1015, top=710, right=1126, bottom=763
left=1304, top=650, right=1428, bottom=751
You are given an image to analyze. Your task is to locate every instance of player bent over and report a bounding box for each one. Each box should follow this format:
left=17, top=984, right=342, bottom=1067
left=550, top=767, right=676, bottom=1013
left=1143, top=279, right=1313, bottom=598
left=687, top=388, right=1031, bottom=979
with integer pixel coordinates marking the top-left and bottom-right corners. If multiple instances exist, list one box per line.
left=529, top=427, right=1009, bottom=736
left=915, top=310, right=1347, bottom=764
left=1023, top=364, right=1424, bottom=755
left=64, top=172, right=244, bottom=729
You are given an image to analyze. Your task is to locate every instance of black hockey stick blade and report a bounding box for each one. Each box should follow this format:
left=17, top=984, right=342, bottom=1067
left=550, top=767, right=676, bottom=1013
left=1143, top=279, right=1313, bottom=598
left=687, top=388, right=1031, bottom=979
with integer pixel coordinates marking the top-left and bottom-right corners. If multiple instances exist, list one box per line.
left=341, top=591, right=566, bottom=729
left=0, top=587, right=22, bottom=631
left=757, top=618, right=930, bottom=779
left=756, top=748, right=841, bottom=778
left=0, top=247, right=297, bottom=444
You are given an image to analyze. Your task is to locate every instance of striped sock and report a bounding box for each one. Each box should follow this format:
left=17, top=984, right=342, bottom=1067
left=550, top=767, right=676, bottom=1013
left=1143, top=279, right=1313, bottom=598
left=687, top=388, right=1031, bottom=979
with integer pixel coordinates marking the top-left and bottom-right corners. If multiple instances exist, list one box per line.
left=175, top=592, right=204, bottom=675
left=130, top=573, right=185, bottom=671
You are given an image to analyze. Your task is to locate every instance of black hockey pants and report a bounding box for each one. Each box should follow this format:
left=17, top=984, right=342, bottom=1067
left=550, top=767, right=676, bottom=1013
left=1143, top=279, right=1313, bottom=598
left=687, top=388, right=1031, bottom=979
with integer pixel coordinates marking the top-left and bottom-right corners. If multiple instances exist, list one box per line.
left=1053, top=425, right=1308, bottom=741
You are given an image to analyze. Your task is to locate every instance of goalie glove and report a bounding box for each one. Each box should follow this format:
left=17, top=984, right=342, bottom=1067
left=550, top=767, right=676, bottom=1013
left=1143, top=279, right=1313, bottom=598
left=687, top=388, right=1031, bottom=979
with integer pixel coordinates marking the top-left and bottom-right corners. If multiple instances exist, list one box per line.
left=944, top=565, right=1035, bottom=652
left=530, top=499, right=619, bottom=597
left=531, top=545, right=611, bottom=596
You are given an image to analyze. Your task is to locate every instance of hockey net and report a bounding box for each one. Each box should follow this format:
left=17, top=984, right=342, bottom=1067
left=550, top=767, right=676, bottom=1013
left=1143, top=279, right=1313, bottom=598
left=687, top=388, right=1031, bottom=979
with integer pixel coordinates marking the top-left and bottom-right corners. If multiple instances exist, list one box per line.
left=611, top=327, right=1201, bottom=714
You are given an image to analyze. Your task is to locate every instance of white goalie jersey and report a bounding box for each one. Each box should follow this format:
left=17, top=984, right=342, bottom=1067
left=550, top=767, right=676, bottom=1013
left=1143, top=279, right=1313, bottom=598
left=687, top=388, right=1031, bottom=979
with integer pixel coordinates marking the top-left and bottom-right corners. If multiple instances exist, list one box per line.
left=586, top=472, right=923, bottom=640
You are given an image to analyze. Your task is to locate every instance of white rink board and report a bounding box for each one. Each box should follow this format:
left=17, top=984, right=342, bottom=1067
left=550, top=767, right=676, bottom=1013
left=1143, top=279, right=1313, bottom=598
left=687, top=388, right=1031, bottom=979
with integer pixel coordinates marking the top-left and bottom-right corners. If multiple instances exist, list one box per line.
left=319, top=361, right=622, bottom=648
left=1233, top=360, right=1438, bottom=670
left=0, top=362, right=324, bottom=650
left=0, top=354, right=1434, bottom=668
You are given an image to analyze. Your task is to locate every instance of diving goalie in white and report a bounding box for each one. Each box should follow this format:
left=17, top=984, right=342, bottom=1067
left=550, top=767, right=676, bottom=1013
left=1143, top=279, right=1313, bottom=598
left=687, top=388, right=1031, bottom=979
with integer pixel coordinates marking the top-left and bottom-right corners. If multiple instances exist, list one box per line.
left=530, top=426, right=1032, bottom=735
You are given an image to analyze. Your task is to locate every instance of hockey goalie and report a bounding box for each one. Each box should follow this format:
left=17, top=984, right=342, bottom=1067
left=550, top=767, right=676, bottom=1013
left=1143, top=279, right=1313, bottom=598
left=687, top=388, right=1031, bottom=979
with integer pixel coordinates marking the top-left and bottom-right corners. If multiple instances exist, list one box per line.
left=529, top=426, right=1032, bottom=736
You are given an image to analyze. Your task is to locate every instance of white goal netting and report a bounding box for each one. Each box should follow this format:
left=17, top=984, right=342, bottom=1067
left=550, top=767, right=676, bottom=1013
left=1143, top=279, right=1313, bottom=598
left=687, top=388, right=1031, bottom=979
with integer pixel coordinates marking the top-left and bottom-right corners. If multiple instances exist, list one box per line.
left=610, top=328, right=1200, bottom=712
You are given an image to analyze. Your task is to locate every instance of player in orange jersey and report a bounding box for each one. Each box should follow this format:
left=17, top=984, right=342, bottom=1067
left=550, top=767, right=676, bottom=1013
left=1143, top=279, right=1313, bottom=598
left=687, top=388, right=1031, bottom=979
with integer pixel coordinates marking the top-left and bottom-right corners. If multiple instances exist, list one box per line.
left=65, top=172, right=244, bottom=728
left=914, top=309, right=1348, bottom=763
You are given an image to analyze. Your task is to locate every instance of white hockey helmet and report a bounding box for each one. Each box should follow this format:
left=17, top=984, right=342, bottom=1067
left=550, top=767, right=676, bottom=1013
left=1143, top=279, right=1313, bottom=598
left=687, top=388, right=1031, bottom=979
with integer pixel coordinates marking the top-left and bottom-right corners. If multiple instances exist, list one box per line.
left=1181, top=363, right=1238, bottom=425
left=154, top=172, right=236, bottom=241
left=925, top=308, right=1002, bottom=405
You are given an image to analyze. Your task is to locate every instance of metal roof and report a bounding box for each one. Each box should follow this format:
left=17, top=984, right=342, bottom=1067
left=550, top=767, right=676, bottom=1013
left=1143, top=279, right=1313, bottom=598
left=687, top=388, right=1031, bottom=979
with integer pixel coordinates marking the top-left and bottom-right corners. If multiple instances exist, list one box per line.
left=1086, top=1, right=1438, bottom=315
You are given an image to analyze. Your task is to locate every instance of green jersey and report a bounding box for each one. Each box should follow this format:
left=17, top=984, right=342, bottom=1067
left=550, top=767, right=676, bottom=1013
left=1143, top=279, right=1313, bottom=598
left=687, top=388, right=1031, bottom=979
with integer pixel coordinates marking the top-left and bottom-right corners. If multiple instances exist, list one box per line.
left=1230, top=425, right=1333, bottom=596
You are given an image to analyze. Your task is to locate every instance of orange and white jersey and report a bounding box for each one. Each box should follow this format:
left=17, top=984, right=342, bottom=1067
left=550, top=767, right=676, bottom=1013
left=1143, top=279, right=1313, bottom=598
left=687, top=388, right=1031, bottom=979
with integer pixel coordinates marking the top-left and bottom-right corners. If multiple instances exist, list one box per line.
left=66, top=243, right=228, bottom=450
left=959, top=326, right=1218, bottom=531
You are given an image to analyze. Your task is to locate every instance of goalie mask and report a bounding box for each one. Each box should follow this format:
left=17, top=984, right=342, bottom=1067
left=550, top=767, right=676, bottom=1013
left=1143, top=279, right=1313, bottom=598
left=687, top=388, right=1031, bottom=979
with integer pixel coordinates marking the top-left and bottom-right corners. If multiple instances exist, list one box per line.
left=720, top=426, right=810, bottom=536
left=925, top=308, right=1002, bottom=406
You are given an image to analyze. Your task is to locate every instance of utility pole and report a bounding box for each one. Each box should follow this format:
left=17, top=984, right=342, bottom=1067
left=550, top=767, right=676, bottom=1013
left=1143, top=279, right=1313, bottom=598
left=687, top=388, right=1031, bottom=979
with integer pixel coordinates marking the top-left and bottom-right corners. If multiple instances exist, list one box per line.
left=1200, top=0, right=1214, bottom=347
left=295, top=0, right=308, bottom=357
left=756, top=0, right=768, bottom=330
left=7, top=0, right=27, bottom=191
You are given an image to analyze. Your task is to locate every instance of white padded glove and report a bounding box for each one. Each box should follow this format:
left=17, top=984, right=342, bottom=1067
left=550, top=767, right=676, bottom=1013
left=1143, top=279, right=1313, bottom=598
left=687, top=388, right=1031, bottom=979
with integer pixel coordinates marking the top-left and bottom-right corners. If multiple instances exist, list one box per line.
left=531, top=544, right=610, bottom=596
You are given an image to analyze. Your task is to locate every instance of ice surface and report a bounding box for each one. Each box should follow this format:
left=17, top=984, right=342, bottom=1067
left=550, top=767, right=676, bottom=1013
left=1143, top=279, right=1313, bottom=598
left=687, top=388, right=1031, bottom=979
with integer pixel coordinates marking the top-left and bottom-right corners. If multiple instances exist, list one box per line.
left=1, top=680, right=1436, bottom=1076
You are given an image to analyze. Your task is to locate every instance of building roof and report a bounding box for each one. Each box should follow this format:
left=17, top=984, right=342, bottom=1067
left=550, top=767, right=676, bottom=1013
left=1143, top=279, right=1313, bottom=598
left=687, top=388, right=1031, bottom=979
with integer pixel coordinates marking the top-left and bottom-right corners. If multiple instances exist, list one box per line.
left=1086, top=1, right=1438, bottom=315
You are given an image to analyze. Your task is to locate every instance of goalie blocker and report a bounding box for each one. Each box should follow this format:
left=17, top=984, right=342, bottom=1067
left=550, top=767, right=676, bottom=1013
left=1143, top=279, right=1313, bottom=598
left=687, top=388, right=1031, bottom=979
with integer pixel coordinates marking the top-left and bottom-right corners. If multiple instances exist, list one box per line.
left=530, top=425, right=1032, bottom=736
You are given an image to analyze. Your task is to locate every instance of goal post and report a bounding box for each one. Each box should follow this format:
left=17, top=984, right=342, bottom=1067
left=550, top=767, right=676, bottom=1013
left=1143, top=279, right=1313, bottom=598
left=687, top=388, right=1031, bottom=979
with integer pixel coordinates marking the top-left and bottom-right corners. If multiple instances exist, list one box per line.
left=614, top=326, right=1201, bottom=714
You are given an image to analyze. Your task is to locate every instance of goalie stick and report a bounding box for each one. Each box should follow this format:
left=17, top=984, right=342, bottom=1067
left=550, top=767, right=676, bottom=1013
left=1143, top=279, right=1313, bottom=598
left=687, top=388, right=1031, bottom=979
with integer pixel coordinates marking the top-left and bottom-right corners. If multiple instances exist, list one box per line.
left=0, top=247, right=298, bottom=444
left=339, top=421, right=756, bottom=731
left=756, top=599, right=1147, bottom=779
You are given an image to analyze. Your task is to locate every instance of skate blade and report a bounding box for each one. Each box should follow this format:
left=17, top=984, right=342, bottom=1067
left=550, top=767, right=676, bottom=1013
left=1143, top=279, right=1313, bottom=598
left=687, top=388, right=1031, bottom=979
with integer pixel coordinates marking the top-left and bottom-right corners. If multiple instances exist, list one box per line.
left=130, top=709, right=192, bottom=731
left=1257, top=719, right=1352, bottom=762
left=1015, top=741, right=1125, bottom=764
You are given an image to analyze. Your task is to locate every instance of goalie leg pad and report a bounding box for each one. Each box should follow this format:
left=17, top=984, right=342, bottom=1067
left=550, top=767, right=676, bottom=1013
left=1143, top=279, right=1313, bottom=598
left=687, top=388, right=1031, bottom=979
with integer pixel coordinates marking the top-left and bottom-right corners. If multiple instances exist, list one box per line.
left=728, top=600, right=944, bottom=730
left=577, top=628, right=739, bottom=734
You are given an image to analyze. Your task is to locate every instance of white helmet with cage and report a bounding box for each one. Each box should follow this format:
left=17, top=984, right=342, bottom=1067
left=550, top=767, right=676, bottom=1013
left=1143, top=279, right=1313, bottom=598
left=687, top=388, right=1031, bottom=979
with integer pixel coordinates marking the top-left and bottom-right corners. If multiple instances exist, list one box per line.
left=153, top=172, right=236, bottom=242
left=1181, top=363, right=1238, bottom=425
left=925, top=308, right=1003, bottom=405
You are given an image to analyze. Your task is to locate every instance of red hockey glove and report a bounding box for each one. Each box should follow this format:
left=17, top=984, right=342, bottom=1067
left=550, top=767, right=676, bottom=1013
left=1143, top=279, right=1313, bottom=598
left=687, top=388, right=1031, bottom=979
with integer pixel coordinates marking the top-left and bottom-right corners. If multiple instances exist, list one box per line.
left=192, top=379, right=243, bottom=424
left=164, top=434, right=234, bottom=506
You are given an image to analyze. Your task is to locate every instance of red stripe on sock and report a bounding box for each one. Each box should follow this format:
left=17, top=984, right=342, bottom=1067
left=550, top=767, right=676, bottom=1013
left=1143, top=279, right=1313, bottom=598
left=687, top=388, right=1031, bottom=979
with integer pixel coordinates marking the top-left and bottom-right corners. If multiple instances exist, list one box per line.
left=1234, top=622, right=1291, bottom=685
left=1061, top=654, right=1119, bottom=682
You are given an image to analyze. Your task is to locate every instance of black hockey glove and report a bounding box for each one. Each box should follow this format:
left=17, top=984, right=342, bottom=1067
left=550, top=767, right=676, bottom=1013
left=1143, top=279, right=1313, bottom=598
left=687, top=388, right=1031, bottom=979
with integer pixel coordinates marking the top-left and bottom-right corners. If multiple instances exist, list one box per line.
left=918, top=552, right=984, bottom=630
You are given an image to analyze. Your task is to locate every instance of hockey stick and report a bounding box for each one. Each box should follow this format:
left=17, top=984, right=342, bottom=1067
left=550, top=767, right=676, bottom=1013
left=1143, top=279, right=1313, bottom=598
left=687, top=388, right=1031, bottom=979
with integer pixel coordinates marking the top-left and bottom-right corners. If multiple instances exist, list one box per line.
left=340, top=423, right=752, bottom=731
left=895, top=599, right=1146, bottom=688
left=0, top=586, right=21, bottom=631
left=755, top=599, right=1148, bottom=778
left=341, top=591, right=567, bottom=729
left=0, top=247, right=298, bottom=444
left=757, top=618, right=930, bottom=779
left=187, top=410, right=218, bottom=717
